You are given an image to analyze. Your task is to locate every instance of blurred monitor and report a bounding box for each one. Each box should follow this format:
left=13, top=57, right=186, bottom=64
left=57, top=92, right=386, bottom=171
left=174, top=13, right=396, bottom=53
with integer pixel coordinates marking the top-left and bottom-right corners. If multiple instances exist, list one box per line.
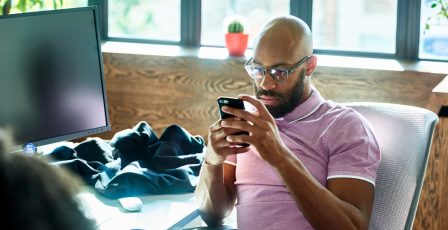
left=0, top=6, right=111, bottom=151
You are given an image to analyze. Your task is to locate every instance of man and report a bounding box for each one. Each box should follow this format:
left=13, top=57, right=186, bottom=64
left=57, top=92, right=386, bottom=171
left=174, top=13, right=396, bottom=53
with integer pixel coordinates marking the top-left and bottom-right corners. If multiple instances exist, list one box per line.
left=195, top=15, right=380, bottom=230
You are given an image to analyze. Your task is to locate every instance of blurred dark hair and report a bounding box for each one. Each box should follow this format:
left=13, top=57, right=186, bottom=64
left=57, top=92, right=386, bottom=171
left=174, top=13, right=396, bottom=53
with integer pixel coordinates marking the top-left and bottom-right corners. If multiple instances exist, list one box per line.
left=0, top=129, right=96, bottom=230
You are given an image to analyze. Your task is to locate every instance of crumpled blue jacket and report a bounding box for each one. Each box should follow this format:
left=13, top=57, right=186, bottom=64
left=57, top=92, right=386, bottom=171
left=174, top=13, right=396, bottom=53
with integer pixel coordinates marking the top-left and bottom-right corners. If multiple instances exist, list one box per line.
left=47, top=121, right=205, bottom=199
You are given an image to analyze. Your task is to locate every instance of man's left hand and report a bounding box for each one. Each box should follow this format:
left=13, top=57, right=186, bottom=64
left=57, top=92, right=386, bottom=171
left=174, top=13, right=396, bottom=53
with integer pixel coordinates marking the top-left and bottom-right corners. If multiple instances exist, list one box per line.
left=219, top=94, right=292, bottom=166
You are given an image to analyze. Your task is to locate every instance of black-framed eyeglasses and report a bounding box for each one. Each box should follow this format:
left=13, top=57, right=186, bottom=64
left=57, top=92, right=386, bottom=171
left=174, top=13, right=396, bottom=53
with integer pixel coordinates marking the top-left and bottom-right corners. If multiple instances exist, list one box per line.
left=244, top=55, right=311, bottom=83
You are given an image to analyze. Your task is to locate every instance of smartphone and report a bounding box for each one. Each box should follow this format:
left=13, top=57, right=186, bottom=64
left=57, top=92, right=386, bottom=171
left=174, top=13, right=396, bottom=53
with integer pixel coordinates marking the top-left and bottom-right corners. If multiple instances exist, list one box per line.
left=217, top=96, right=249, bottom=147
left=218, top=96, right=246, bottom=119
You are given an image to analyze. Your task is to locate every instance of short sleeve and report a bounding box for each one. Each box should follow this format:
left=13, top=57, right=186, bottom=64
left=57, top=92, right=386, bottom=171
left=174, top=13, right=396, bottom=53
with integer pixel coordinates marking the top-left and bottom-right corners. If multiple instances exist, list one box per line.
left=224, top=154, right=237, bottom=166
left=326, top=109, right=381, bottom=185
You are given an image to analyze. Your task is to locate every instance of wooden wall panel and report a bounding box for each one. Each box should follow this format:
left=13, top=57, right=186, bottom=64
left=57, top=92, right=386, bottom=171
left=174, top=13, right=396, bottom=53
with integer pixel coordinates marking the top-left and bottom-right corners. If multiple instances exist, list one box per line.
left=100, top=53, right=253, bottom=139
left=93, top=52, right=447, bottom=229
left=314, top=66, right=443, bottom=108
left=99, top=53, right=444, bottom=139
left=414, top=117, right=448, bottom=230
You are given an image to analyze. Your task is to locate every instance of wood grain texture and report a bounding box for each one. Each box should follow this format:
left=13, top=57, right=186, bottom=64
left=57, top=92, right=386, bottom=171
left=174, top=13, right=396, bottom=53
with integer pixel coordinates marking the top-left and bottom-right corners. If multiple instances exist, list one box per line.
left=413, top=118, right=448, bottom=230
left=314, top=67, right=444, bottom=108
left=91, top=52, right=446, bottom=229
left=99, top=53, right=253, bottom=139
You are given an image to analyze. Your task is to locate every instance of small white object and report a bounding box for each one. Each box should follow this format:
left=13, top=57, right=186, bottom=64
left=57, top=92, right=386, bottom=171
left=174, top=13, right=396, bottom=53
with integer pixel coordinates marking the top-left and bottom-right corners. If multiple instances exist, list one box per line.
left=118, top=197, right=143, bottom=212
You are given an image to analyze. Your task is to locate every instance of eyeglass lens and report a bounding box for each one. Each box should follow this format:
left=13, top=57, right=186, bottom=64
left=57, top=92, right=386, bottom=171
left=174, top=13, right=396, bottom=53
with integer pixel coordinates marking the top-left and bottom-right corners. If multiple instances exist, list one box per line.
left=247, top=66, right=289, bottom=82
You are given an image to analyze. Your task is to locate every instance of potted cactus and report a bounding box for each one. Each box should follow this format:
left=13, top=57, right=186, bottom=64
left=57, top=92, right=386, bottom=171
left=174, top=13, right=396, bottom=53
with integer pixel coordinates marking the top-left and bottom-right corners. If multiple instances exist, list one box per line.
left=225, top=16, right=249, bottom=56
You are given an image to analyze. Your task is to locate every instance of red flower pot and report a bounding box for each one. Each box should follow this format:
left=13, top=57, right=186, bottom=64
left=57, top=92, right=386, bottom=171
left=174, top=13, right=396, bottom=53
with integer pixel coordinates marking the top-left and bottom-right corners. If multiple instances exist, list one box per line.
left=225, top=33, right=249, bottom=56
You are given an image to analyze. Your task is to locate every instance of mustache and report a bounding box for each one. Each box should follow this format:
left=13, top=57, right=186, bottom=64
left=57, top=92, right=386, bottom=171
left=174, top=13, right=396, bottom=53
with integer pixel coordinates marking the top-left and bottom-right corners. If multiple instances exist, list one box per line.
left=256, top=89, right=285, bottom=100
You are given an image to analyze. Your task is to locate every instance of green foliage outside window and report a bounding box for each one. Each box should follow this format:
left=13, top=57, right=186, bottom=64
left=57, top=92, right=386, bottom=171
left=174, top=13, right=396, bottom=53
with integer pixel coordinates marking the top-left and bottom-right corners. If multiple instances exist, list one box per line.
left=0, top=0, right=66, bottom=15
left=1, top=0, right=90, bottom=16
left=108, top=0, right=154, bottom=36
left=425, top=0, right=448, bottom=31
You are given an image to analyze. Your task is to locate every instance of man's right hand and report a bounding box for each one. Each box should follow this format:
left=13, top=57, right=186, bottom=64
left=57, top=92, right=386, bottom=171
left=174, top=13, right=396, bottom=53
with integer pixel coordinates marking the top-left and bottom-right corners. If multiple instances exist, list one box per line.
left=206, top=119, right=251, bottom=165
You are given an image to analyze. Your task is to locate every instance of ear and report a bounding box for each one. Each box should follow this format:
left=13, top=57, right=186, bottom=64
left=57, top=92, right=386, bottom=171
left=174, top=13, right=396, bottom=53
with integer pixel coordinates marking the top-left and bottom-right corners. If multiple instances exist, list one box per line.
left=305, top=55, right=317, bottom=76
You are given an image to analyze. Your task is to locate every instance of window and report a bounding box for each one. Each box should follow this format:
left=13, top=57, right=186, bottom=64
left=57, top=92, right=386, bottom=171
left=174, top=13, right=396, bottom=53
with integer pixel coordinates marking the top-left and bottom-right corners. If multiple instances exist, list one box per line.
left=419, top=0, right=448, bottom=61
left=201, top=0, right=289, bottom=47
left=312, top=0, right=397, bottom=54
left=100, top=0, right=446, bottom=61
left=108, top=0, right=180, bottom=42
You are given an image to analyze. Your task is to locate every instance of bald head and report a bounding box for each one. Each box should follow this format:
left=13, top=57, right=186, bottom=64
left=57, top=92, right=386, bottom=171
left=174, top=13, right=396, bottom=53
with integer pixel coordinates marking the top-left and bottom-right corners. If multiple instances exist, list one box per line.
left=253, top=16, right=313, bottom=62
left=250, top=16, right=317, bottom=116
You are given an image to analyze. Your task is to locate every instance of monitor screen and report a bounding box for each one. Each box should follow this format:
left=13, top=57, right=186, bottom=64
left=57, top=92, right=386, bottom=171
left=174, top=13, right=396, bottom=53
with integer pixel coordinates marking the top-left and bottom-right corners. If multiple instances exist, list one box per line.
left=0, top=7, right=111, bottom=150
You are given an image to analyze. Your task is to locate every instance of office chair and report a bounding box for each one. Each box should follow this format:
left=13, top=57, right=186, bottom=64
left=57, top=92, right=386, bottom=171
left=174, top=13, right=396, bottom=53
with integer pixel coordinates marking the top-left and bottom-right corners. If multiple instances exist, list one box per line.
left=344, top=102, right=439, bottom=230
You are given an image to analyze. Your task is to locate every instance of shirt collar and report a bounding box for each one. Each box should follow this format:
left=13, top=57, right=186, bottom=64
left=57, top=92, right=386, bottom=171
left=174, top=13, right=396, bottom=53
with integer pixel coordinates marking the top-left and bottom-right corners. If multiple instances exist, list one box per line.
left=276, top=86, right=325, bottom=123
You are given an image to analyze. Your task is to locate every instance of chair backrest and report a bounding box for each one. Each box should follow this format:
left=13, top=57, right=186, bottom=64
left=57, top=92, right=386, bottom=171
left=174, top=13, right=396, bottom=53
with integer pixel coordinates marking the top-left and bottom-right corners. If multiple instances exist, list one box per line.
left=344, top=102, right=438, bottom=230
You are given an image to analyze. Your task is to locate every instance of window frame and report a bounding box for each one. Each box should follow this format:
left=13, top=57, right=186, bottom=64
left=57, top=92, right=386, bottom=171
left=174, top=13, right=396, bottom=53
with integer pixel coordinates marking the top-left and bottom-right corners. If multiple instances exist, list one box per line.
left=91, top=0, right=446, bottom=62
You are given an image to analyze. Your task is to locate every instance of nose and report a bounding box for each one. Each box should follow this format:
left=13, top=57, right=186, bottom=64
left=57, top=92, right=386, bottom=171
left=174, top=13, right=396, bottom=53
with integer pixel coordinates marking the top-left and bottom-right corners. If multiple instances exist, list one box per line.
left=259, top=72, right=276, bottom=90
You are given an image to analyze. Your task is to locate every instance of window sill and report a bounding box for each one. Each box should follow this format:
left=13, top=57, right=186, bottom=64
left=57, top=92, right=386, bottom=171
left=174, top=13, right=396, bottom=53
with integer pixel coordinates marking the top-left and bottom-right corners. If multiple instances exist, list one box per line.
left=101, top=41, right=448, bottom=75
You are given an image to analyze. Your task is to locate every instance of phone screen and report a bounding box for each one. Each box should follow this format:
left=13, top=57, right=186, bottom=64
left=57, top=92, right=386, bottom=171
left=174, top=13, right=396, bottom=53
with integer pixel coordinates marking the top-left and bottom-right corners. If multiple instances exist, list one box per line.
left=217, top=97, right=249, bottom=147
left=217, top=97, right=245, bottom=119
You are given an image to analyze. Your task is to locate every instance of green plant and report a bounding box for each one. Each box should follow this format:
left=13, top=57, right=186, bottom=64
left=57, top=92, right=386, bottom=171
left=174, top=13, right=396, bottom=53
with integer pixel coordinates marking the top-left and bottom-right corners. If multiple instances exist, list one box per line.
left=425, top=0, right=448, bottom=31
left=228, top=20, right=244, bottom=33
left=224, top=15, right=247, bottom=34
left=1, top=0, right=63, bottom=15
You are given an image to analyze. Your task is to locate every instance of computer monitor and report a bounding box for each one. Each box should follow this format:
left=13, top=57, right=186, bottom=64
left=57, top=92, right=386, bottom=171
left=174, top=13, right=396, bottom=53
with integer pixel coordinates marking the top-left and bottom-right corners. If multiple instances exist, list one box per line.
left=0, top=6, right=111, bottom=151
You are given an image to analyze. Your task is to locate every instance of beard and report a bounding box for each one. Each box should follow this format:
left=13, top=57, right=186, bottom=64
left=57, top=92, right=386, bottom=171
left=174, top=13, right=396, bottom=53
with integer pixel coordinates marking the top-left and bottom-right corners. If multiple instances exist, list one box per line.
left=254, top=69, right=305, bottom=118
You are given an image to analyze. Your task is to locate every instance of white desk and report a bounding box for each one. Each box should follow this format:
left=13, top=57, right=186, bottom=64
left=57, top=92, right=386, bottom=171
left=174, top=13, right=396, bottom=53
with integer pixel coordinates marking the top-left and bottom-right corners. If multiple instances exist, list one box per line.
left=77, top=188, right=237, bottom=230
left=78, top=189, right=197, bottom=230
left=181, top=211, right=237, bottom=230
left=41, top=142, right=237, bottom=229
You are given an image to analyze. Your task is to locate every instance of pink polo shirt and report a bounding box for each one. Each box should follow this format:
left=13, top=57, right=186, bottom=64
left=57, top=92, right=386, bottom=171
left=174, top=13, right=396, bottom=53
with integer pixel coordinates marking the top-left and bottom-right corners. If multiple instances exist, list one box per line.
left=225, top=87, right=381, bottom=230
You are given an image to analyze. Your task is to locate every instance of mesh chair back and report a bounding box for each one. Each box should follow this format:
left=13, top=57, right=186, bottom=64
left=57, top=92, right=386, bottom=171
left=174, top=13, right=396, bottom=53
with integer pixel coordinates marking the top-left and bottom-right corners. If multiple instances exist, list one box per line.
left=344, top=102, right=438, bottom=230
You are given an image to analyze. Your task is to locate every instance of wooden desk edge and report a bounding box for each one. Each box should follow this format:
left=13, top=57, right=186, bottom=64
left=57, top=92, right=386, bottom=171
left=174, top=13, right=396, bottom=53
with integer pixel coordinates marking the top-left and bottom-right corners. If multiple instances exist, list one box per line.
left=426, top=75, right=448, bottom=114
